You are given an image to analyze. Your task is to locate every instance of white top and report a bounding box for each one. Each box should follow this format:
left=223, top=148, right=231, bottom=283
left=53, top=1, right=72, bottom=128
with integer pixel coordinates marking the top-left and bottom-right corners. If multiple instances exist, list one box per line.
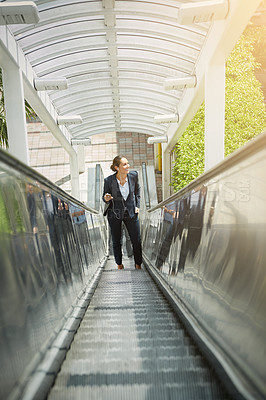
left=117, top=178, right=129, bottom=201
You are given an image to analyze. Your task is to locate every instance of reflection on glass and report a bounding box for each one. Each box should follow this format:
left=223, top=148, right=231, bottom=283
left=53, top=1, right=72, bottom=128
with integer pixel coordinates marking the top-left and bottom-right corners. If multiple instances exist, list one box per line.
left=0, top=159, right=106, bottom=400
left=156, top=202, right=177, bottom=271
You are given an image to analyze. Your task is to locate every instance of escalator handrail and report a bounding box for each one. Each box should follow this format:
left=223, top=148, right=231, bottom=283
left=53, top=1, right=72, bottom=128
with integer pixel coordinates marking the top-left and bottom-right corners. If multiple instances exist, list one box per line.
left=0, top=147, right=98, bottom=214
left=148, top=129, right=266, bottom=212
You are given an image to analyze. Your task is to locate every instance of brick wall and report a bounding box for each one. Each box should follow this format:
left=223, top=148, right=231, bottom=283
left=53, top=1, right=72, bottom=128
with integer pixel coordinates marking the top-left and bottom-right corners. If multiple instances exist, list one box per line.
left=116, top=132, right=154, bottom=169
left=27, top=123, right=162, bottom=202
left=117, top=131, right=162, bottom=203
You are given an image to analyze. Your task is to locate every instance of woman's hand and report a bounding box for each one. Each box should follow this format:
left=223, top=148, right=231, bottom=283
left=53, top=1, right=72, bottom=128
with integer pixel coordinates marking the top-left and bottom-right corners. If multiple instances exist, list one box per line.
left=104, top=193, right=113, bottom=202
left=135, top=207, right=139, bottom=214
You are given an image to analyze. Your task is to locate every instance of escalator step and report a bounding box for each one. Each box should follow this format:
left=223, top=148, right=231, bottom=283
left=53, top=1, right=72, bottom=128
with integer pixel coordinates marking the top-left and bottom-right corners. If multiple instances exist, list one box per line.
left=49, top=383, right=228, bottom=400
left=60, top=355, right=207, bottom=374
left=67, top=337, right=191, bottom=349
left=48, top=260, right=231, bottom=400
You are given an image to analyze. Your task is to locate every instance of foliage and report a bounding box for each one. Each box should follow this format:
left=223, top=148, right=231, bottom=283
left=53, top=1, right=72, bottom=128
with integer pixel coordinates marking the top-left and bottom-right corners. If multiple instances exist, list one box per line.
left=171, top=105, right=205, bottom=191
left=171, top=26, right=266, bottom=191
left=247, top=24, right=266, bottom=70
left=0, top=68, right=36, bottom=148
left=225, top=30, right=266, bottom=156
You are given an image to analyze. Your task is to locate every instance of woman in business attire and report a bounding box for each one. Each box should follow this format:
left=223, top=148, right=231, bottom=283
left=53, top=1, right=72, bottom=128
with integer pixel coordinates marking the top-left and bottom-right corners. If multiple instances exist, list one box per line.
left=103, top=155, right=142, bottom=270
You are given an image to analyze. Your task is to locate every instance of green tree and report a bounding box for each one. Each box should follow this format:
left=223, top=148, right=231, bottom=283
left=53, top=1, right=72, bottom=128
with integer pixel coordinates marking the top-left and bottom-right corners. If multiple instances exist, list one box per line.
left=0, top=68, right=36, bottom=148
left=171, top=104, right=205, bottom=191
left=225, top=29, right=266, bottom=156
left=171, top=26, right=266, bottom=192
left=249, top=25, right=266, bottom=70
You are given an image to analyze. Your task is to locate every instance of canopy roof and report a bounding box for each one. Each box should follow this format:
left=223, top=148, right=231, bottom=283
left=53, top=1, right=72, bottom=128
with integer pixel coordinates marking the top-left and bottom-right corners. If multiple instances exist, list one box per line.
left=9, top=0, right=210, bottom=139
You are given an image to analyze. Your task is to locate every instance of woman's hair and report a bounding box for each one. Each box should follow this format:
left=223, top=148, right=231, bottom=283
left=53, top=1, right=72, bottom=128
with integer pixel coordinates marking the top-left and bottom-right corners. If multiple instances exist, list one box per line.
left=110, top=155, right=125, bottom=172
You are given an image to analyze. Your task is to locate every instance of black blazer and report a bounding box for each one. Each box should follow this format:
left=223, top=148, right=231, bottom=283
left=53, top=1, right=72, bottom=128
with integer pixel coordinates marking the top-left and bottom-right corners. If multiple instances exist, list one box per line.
left=103, top=171, right=140, bottom=218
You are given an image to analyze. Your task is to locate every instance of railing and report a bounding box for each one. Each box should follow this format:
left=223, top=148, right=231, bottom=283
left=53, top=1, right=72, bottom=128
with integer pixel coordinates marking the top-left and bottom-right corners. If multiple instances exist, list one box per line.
left=141, top=130, right=266, bottom=400
left=0, top=148, right=108, bottom=400
left=141, top=162, right=151, bottom=209
left=2, top=128, right=266, bottom=399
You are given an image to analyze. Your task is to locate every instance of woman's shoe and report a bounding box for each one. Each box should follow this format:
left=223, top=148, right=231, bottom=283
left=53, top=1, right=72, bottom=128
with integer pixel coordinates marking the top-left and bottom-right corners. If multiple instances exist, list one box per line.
left=118, top=264, right=124, bottom=269
left=135, top=264, right=141, bottom=269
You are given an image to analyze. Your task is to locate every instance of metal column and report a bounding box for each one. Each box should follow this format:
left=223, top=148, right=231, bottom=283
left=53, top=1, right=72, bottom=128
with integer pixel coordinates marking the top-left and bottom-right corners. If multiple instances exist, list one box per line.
left=2, top=65, right=29, bottom=165
left=204, top=62, right=225, bottom=170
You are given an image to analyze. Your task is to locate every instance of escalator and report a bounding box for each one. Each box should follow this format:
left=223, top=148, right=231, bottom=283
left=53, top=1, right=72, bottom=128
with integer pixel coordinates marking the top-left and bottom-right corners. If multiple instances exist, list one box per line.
left=1, top=131, right=266, bottom=400
left=48, top=257, right=230, bottom=400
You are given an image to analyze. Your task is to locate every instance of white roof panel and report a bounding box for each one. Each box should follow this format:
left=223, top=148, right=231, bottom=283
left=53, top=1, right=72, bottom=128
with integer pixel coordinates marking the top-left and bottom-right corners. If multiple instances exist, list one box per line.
left=9, top=0, right=210, bottom=138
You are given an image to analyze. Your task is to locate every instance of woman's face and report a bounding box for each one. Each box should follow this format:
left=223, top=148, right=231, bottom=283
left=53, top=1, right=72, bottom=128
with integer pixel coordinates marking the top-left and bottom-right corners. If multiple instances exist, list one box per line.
left=117, top=157, right=130, bottom=174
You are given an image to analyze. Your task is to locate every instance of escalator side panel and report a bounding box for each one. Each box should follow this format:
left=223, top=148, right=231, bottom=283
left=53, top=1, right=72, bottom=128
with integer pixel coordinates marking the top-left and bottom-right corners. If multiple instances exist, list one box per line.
left=141, top=133, right=266, bottom=399
left=0, top=149, right=107, bottom=400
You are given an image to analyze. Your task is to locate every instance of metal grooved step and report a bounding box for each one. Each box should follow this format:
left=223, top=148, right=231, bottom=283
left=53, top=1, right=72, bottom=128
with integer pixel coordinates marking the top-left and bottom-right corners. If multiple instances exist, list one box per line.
left=48, top=258, right=230, bottom=400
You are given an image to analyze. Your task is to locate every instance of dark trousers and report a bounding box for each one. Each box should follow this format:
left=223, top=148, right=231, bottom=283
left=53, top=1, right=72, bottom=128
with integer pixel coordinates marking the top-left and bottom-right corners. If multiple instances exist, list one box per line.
left=108, top=212, right=142, bottom=265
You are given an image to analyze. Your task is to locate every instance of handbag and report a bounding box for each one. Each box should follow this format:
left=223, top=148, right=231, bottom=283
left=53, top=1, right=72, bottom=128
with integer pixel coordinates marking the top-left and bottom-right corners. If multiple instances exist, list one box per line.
left=103, top=201, right=112, bottom=216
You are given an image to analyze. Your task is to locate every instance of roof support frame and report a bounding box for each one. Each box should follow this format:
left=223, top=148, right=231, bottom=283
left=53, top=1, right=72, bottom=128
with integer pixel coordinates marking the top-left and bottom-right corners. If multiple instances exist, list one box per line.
left=0, top=25, right=80, bottom=198
left=205, top=61, right=225, bottom=170
left=161, top=0, right=262, bottom=199
left=2, top=61, right=29, bottom=165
